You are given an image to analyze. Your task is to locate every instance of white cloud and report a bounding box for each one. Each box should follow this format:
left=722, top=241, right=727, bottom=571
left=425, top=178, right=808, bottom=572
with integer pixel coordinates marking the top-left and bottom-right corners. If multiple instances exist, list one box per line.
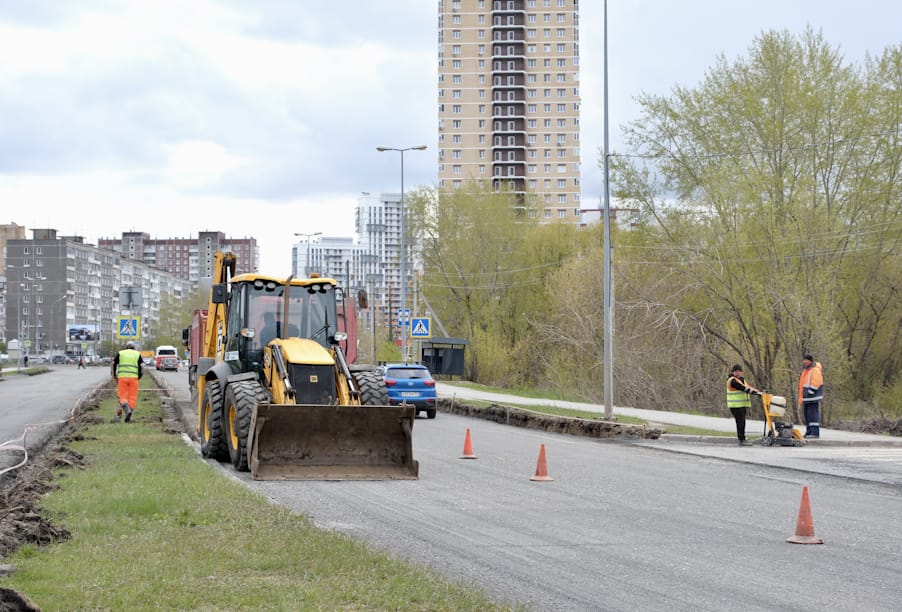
left=2, top=0, right=900, bottom=275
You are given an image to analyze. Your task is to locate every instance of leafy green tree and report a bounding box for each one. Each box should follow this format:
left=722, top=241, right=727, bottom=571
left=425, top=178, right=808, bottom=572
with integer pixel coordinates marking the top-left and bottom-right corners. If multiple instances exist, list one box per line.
left=611, top=29, right=902, bottom=418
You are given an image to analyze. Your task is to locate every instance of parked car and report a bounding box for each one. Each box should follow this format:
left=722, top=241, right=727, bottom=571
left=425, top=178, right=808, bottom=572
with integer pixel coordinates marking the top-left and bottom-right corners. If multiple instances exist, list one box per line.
left=382, top=363, right=437, bottom=419
left=159, top=356, right=180, bottom=371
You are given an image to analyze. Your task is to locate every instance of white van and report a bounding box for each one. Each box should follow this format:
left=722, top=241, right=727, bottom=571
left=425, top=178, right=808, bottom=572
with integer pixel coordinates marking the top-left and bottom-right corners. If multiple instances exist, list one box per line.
left=154, top=345, right=179, bottom=370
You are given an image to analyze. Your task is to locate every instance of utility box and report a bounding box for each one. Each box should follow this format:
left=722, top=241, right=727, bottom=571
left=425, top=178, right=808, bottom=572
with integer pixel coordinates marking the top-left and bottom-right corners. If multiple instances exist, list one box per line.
left=420, top=337, right=468, bottom=378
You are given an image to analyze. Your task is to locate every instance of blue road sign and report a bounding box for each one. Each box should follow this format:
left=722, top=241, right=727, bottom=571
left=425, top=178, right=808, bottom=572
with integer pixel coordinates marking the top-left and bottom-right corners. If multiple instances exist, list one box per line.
left=410, top=317, right=431, bottom=339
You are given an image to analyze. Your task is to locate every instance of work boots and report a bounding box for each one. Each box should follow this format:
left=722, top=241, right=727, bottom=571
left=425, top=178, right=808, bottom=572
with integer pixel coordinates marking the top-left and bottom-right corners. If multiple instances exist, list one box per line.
left=117, top=401, right=133, bottom=423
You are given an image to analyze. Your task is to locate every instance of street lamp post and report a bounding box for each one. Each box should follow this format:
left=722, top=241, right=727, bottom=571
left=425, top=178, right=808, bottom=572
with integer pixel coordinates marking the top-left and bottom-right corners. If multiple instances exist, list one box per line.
left=376, top=144, right=427, bottom=363
left=18, top=282, right=25, bottom=368
left=294, top=232, right=323, bottom=276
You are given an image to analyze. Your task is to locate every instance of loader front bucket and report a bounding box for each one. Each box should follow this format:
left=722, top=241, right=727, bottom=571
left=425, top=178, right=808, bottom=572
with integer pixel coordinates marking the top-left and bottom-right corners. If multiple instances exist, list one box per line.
left=247, top=403, right=419, bottom=480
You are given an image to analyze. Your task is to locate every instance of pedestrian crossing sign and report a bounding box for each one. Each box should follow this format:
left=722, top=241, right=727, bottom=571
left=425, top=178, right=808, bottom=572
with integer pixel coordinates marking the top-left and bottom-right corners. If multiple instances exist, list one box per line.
left=410, top=317, right=431, bottom=339
left=117, top=316, right=141, bottom=339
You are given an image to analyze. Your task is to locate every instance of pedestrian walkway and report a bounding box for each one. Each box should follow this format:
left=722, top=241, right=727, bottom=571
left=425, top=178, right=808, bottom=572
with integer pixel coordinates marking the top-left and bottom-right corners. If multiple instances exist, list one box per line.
left=435, top=383, right=902, bottom=447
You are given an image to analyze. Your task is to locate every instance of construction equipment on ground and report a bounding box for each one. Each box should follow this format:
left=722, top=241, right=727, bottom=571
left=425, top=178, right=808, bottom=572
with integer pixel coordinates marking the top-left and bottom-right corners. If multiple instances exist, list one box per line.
left=760, top=392, right=805, bottom=447
left=183, top=251, right=418, bottom=480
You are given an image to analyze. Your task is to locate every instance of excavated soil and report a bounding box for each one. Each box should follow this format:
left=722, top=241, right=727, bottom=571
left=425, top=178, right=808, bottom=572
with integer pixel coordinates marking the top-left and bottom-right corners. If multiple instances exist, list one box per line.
left=0, top=402, right=102, bottom=611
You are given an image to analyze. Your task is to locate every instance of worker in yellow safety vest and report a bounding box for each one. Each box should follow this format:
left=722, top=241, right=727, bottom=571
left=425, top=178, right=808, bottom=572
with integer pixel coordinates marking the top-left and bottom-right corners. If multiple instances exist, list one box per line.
left=727, top=364, right=760, bottom=446
left=112, top=341, right=143, bottom=422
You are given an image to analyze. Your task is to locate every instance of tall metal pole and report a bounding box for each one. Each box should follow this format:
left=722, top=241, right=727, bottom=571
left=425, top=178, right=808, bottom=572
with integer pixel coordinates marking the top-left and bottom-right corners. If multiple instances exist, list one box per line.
left=602, top=0, right=615, bottom=419
left=376, top=145, right=427, bottom=364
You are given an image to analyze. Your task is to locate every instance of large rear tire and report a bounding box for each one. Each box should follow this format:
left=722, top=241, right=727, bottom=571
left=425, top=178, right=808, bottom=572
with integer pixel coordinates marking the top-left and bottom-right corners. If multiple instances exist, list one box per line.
left=200, top=381, right=228, bottom=461
left=355, top=369, right=389, bottom=405
left=223, top=380, right=267, bottom=472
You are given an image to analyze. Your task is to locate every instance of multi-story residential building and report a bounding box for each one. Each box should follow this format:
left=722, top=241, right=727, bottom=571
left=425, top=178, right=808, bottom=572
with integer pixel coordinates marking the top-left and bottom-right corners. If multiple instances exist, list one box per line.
left=437, top=0, right=581, bottom=220
left=3, top=229, right=191, bottom=359
left=98, top=231, right=259, bottom=283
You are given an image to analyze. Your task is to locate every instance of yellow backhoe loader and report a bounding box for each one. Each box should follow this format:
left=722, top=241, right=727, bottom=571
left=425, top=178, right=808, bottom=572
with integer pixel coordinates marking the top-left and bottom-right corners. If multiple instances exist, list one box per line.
left=188, top=251, right=418, bottom=480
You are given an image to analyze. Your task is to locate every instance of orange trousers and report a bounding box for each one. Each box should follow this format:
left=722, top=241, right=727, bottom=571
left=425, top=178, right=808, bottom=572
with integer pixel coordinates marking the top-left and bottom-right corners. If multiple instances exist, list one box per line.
left=117, top=377, right=140, bottom=410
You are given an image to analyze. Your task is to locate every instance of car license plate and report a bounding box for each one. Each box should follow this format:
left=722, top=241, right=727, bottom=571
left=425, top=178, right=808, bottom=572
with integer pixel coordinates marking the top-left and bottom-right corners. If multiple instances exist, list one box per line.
left=401, top=392, right=420, bottom=398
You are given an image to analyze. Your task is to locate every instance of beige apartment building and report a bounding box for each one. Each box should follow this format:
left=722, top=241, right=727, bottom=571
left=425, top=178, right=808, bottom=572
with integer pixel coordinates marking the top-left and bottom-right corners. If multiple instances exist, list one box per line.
left=438, top=0, right=581, bottom=221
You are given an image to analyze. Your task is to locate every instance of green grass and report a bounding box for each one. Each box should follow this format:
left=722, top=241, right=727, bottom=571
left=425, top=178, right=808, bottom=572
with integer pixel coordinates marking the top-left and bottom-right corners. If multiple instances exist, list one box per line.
left=1, top=383, right=516, bottom=611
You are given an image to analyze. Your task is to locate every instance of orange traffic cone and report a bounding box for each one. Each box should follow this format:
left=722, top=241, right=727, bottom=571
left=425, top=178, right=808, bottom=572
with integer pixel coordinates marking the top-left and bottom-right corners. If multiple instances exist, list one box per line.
left=786, top=486, right=824, bottom=544
left=530, top=444, right=554, bottom=481
left=460, top=428, right=477, bottom=459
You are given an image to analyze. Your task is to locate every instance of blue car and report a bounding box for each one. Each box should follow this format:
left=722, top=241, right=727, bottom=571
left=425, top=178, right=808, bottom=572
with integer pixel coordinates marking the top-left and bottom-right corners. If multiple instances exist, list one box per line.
left=382, top=363, right=437, bottom=419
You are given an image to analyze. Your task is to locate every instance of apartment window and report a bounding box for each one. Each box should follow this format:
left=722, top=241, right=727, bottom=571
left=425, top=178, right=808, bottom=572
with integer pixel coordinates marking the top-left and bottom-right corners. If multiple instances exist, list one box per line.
left=528, top=164, right=537, bottom=173
left=478, top=29, right=485, bottom=39
left=557, top=103, right=566, bottom=112
left=557, top=13, right=566, bottom=22
left=558, top=179, right=566, bottom=188
left=478, top=119, right=486, bottom=128
left=453, top=150, right=462, bottom=159
left=557, top=43, right=566, bottom=52
left=478, top=104, right=486, bottom=113
left=479, top=165, right=486, bottom=174
left=479, top=14, right=485, bottom=23
left=543, top=73, right=551, bottom=82
left=452, top=75, right=461, bottom=84
left=479, top=74, right=485, bottom=83
left=453, top=180, right=461, bottom=188
left=544, top=103, right=551, bottom=111
left=453, top=59, right=461, bottom=68
left=557, top=73, right=566, bottom=82
left=557, top=149, right=566, bottom=157
left=528, top=150, right=536, bottom=158
left=527, top=74, right=536, bottom=83
left=453, top=165, right=462, bottom=174
left=544, top=164, right=552, bottom=172
left=557, top=163, right=567, bottom=173
left=528, top=14, right=536, bottom=22
left=527, top=104, right=536, bottom=112
left=527, top=119, right=536, bottom=128
left=452, top=30, right=461, bottom=39
left=452, top=45, right=461, bottom=56
left=557, top=88, right=566, bottom=97
left=557, top=28, right=565, bottom=37
left=543, top=13, right=551, bottom=22
left=479, top=89, right=486, bottom=98
left=452, top=90, right=461, bottom=98
left=557, top=118, right=566, bottom=127
left=527, top=134, right=536, bottom=143
left=452, top=135, right=461, bottom=143
left=452, top=104, right=461, bottom=113
left=544, top=208, right=552, bottom=219
left=452, top=119, right=461, bottom=128
left=479, top=134, right=486, bottom=143
left=527, top=44, right=536, bottom=53
left=453, top=15, right=461, bottom=24
left=527, top=58, right=536, bottom=67
left=557, top=58, right=566, bottom=67
left=558, top=206, right=566, bottom=216
left=527, top=29, right=536, bottom=38
left=543, top=28, right=551, bottom=37
left=544, top=119, right=552, bottom=127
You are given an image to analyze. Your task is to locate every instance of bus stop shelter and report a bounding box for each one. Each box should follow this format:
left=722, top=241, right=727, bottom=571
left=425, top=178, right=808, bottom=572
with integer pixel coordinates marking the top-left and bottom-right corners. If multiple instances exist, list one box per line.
left=419, top=337, right=468, bottom=378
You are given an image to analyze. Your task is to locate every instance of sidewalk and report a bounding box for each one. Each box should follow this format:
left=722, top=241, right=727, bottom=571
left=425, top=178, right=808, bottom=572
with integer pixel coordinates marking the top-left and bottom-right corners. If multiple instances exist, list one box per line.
left=435, top=383, right=902, bottom=447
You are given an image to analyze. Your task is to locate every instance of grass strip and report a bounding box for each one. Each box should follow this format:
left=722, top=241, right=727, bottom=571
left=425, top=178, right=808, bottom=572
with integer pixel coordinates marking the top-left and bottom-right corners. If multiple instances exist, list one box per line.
left=1, top=382, right=514, bottom=611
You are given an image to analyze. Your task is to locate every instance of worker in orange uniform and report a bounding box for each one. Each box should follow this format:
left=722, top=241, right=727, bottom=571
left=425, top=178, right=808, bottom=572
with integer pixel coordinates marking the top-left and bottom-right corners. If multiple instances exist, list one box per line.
left=798, top=354, right=824, bottom=438
left=112, top=341, right=143, bottom=422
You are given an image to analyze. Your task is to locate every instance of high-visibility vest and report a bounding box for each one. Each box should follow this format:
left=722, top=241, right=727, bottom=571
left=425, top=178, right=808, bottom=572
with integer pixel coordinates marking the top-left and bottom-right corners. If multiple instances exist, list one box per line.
left=798, top=362, right=824, bottom=404
left=116, top=349, right=141, bottom=379
left=726, top=376, right=751, bottom=409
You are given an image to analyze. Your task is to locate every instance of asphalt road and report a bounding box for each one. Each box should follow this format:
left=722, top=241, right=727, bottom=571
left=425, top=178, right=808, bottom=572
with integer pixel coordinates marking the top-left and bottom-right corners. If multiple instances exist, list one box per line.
left=153, top=370, right=902, bottom=611
left=5, top=368, right=902, bottom=610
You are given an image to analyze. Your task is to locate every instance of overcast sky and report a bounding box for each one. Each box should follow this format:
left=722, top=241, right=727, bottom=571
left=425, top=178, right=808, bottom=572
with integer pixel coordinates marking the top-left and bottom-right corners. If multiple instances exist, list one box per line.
left=1, top=1, right=899, bottom=276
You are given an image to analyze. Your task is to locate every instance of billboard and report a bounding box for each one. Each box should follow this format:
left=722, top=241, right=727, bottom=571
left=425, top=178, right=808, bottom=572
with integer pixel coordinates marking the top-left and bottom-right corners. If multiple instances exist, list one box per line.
left=68, top=324, right=98, bottom=342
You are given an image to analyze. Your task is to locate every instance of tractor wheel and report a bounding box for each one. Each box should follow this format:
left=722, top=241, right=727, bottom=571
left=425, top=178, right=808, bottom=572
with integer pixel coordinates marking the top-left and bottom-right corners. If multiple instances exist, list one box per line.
left=355, top=369, right=389, bottom=405
left=200, top=381, right=228, bottom=461
left=223, top=380, right=266, bottom=472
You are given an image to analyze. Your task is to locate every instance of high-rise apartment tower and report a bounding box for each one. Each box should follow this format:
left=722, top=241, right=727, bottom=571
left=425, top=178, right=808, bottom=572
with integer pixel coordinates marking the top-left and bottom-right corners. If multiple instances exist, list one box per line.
left=437, top=0, right=581, bottom=221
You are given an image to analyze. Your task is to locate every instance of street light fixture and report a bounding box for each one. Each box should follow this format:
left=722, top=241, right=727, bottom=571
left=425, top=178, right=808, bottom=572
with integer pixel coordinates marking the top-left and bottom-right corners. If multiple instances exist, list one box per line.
left=294, top=232, right=323, bottom=276
left=376, top=144, right=427, bottom=363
